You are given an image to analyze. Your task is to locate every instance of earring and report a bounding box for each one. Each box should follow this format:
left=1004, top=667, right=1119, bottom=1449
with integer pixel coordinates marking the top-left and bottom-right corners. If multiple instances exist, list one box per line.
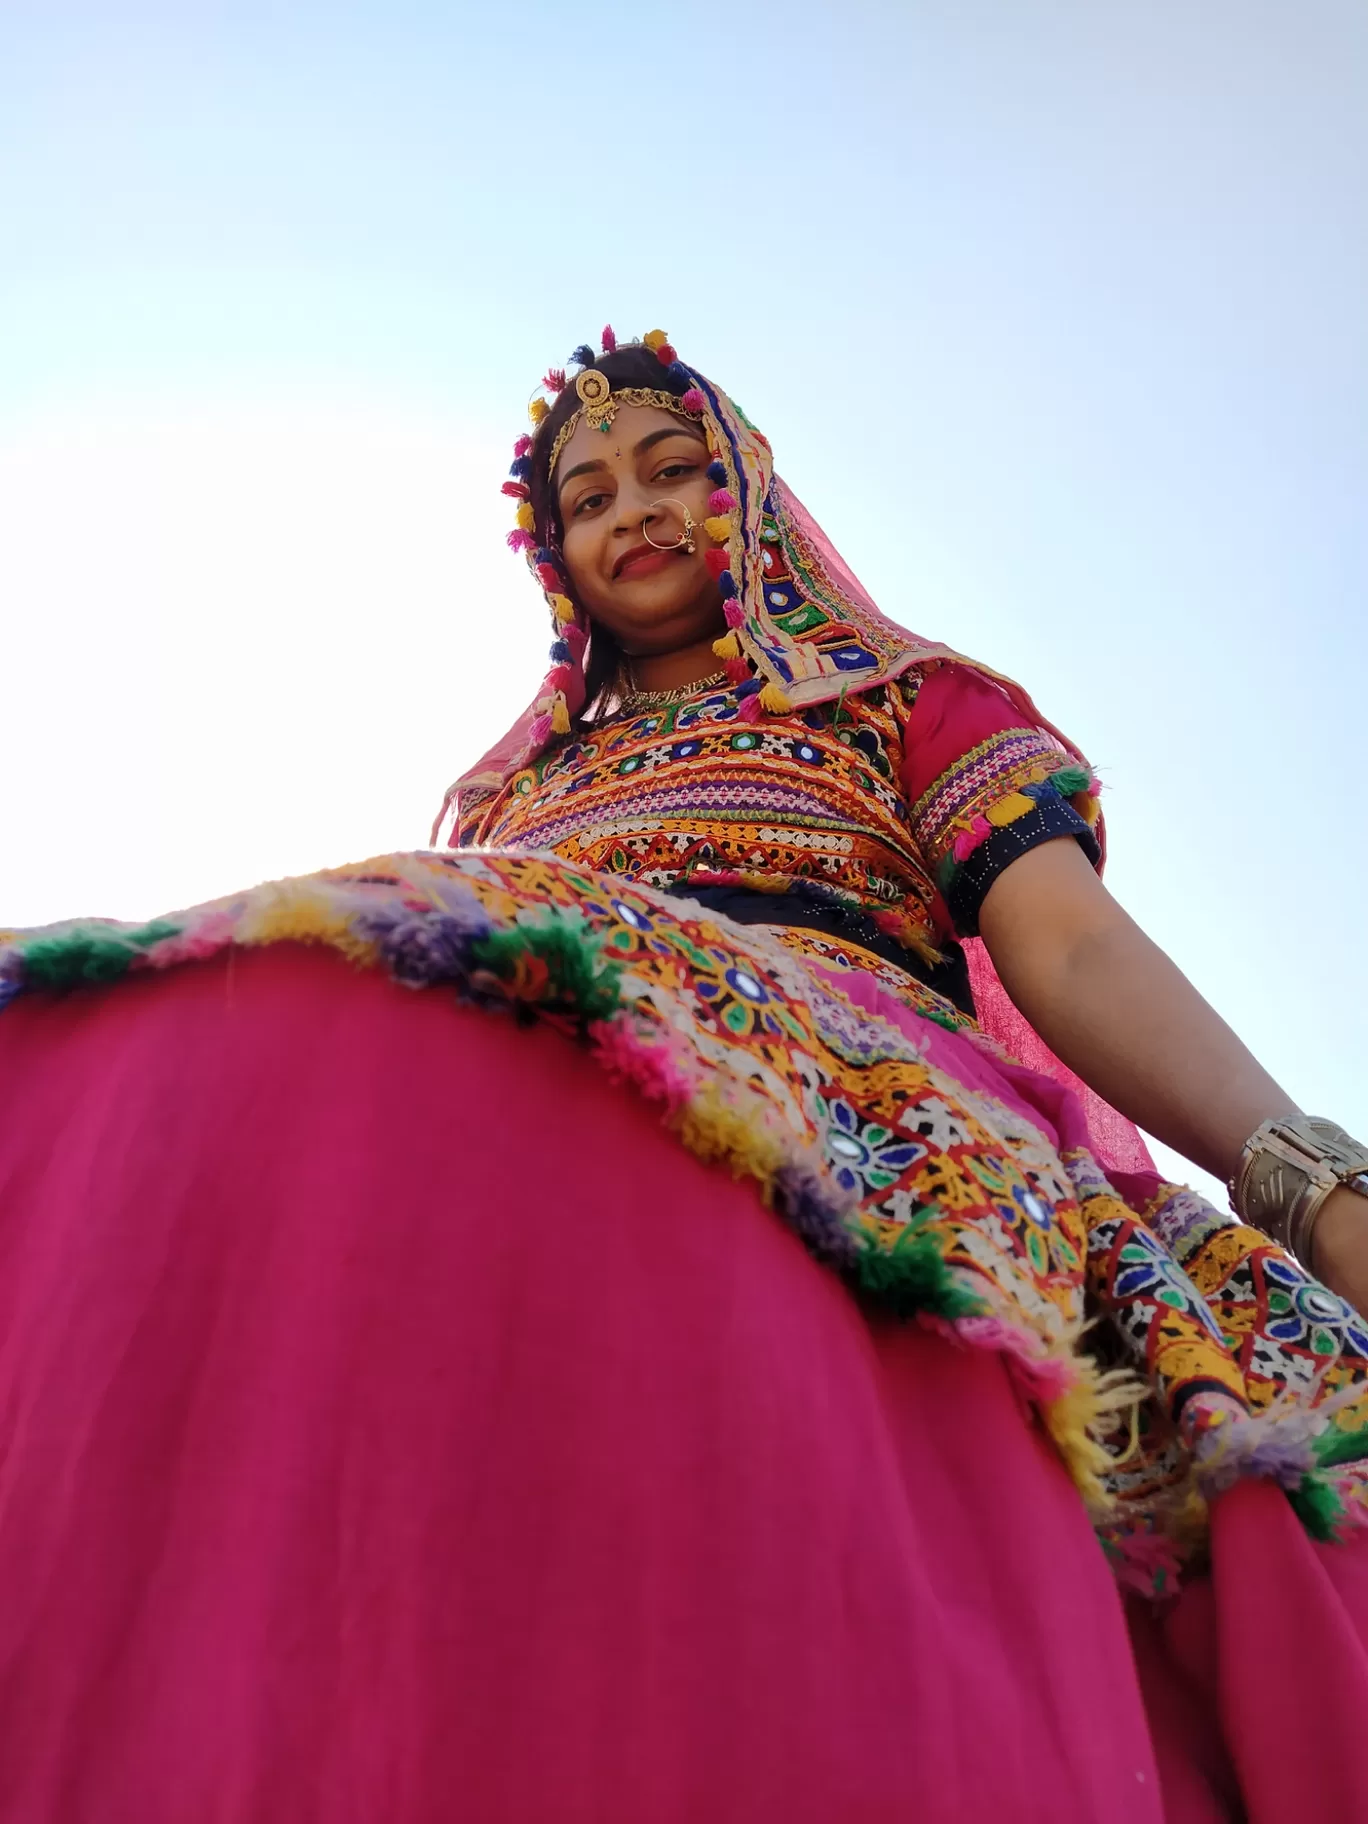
left=641, top=498, right=697, bottom=555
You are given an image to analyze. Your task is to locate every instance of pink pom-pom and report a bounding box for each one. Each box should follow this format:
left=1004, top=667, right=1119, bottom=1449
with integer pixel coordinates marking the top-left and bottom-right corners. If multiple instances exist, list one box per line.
left=513, top=435, right=532, bottom=458
left=681, top=387, right=706, bottom=413
left=528, top=713, right=553, bottom=747
left=1087, top=775, right=1103, bottom=796
left=542, top=367, right=566, bottom=394
left=507, top=528, right=536, bottom=553
left=971, top=815, right=993, bottom=838
left=601, top=324, right=617, bottom=353
left=951, top=830, right=980, bottom=863
left=723, top=600, right=746, bottom=628
left=708, top=488, right=737, bottom=514
left=737, top=693, right=763, bottom=723
left=565, top=622, right=588, bottom=656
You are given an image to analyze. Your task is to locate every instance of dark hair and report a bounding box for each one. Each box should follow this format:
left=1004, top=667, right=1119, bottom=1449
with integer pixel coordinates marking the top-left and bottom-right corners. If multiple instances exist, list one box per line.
left=528, top=346, right=696, bottom=715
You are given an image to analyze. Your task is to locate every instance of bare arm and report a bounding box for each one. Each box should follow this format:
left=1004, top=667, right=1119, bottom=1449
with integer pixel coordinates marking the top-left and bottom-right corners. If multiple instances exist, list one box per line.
left=977, top=837, right=1368, bottom=1305
left=977, top=836, right=1294, bottom=1183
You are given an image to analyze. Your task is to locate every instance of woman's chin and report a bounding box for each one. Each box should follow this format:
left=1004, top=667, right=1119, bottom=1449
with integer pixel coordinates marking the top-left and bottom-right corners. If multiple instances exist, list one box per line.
left=599, top=575, right=712, bottom=631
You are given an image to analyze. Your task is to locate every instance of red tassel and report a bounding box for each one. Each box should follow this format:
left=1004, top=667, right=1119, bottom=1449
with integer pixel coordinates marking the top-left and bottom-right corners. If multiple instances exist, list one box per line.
left=513, top=434, right=532, bottom=458
left=704, top=548, right=730, bottom=579
left=547, top=663, right=573, bottom=691
left=536, top=563, right=561, bottom=591
left=656, top=343, right=677, bottom=365
left=501, top=480, right=530, bottom=500
left=542, top=367, right=567, bottom=394
left=601, top=324, right=617, bottom=353
left=723, top=657, right=750, bottom=683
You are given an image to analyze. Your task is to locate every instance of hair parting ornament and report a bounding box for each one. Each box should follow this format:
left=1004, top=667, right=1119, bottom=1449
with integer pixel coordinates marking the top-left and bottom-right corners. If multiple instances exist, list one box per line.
left=503, top=324, right=776, bottom=740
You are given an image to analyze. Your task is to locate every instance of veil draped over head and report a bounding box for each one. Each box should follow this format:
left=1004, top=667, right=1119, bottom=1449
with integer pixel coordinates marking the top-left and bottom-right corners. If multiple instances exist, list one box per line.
left=433, top=330, right=1151, bottom=1176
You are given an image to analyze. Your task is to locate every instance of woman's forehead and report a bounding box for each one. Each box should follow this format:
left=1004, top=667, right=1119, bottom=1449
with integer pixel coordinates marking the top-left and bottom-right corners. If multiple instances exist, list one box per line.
left=555, top=401, right=703, bottom=476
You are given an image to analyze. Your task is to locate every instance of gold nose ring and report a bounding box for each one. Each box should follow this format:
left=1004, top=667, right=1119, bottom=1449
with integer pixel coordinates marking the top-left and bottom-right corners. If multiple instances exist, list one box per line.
left=641, top=498, right=696, bottom=556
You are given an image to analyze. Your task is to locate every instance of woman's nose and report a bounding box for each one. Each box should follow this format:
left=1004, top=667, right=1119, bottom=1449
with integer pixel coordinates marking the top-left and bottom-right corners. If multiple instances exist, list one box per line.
left=610, top=482, right=654, bottom=535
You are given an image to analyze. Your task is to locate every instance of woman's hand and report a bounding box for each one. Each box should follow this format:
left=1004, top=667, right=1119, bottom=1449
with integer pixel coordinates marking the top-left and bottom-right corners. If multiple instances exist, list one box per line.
left=1310, top=1187, right=1368, bottom=1314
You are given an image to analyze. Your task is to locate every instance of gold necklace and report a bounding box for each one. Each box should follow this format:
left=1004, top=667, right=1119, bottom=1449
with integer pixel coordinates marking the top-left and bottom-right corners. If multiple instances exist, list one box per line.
left=616, top=668, right=729, bottom=713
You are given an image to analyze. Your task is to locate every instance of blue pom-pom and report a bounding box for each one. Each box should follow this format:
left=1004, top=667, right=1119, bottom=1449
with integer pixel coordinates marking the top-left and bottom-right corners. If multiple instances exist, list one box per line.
left=569, top=344, right=595, bottom=368
left=549, top=639, right=572, bottom=663
left=533, top=547, right=555, bottom=567
left=719, top=572, right=737, bottom=599
left=667, top=362, right=690, bottom=382
left=736, top=678, right=762, bottom=698
left=706, top=460, right=727, bottom=485
left=509, top=455, right=532, bottom=480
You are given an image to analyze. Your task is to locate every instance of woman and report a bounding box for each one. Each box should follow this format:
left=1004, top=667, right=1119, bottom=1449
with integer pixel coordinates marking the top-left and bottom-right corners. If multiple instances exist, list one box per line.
left=2, top=328, right=1368, bottom=1822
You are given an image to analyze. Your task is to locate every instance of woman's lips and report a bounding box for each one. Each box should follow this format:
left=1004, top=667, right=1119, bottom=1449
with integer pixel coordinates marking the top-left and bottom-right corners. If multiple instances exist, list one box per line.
left=613, top=546, right=678, bottom=581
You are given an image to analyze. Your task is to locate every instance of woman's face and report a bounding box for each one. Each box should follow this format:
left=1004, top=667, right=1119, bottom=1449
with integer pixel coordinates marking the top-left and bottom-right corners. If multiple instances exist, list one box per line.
left=553, top=403, right=724, bottom=656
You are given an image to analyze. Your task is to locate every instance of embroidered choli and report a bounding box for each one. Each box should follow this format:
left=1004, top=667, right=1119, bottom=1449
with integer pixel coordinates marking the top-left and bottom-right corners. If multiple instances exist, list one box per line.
left=458, top=662, right=1103, bottom=957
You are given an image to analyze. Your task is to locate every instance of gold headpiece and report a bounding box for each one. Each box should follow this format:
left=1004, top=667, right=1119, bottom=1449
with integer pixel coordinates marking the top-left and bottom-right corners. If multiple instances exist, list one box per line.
left=546, top=371, right=702, bottom=477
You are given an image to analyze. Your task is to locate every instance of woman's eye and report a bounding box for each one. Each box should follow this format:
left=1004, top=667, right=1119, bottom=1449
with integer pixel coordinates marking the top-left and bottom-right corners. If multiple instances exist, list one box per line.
left=654, top=462, right=695, bottom=482
left=573, top=491, right=609, bottom=517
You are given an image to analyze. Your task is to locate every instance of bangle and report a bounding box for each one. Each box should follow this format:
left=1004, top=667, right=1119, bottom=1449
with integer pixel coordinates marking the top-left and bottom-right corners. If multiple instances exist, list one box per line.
left=1229, top=1115, right=1368, bottom=1269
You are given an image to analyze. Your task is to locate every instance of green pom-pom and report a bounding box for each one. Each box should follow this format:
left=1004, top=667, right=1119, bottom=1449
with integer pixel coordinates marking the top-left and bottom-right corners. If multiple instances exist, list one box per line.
left=1288, top=1471, right=1345, bottom=1541
left=1049, top=764, right=1092, bottom=797
left=20, top=919, right=182, bottom=990
left=853, top=1222, right=986, bottom=1321
left=471, top=912, right=622, bottom=1024
left=1315, top=1422, right=1368, bottom=1471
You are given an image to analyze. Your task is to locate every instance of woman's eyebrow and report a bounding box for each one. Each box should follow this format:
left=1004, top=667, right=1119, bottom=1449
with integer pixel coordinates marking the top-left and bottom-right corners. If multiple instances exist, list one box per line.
left=558, top=455, right=608, bottom=490
left=632, top=426, right=704, bottom=458
left=557, top=425, right=704, bottom=495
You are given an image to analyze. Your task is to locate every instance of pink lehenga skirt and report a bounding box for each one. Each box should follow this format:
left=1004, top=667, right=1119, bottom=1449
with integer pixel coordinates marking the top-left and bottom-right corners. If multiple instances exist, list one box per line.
left=2, top=852, right=1368, bottom=1822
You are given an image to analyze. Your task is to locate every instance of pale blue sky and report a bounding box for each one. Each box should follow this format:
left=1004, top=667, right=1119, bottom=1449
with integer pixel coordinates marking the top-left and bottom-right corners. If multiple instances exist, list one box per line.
left=3, top=1, right=1365, bottom=1189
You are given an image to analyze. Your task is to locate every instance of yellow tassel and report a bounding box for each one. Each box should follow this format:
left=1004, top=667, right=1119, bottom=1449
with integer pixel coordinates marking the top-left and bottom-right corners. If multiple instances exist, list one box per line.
left=237, top=886, right=380, bottom=968
left=703, top=515, right=733, bottom=543
left=643, top=328, right=668, bottom=351
left=985, top=791, right=1035, bottom=827
left=551, top=694, right=570, bottom=735
left=712, top=631, right=740, bottom=660
left=528, top=398, right=549, bottom=425
left=1076, top=792, right=1101, bottom=826
left=550, top=593, right=576, bottom=624
left=676, top=1082, right=786, bottom=1194
left=758, top=682, right=792, bottom=714
left=515, top=500, right=535, bottom=532
left=1041, top=1357, right=1147, bottom=1509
